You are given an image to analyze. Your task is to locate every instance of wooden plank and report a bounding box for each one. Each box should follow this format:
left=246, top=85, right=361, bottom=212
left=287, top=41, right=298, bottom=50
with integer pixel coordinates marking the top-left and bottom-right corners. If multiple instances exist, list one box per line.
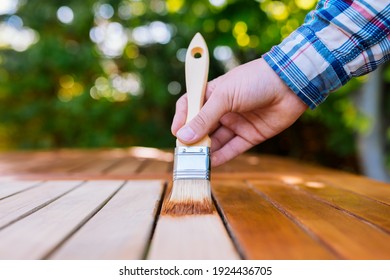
left=147, top=183, right=239, bottom=260
left=50, top=180, right=164, bottom=259
left=148, top=215, right=240, bottom=260
left=30, top=157, right=94, bottom=173
left=104, top=158, right=145, bottom=176
left=0, top=152, right=58, bottom=174
left=139, top=159, right=171, bottom=175
left=296, top=180, right=390, bottom=233
left=316, top=174, right=390, bottom=205
left=0, top=181, right=82, bottom=229
left=214, top=154, right=336, bottom=175
left=0, top=180, right=123, bottom=260
left=0, top=181, right=41, bottom=200
left=69, top=158, right=121, bottom=174
left=251, top=179, right=390, bottom=259
left=211, top=180, right=335, bottom=259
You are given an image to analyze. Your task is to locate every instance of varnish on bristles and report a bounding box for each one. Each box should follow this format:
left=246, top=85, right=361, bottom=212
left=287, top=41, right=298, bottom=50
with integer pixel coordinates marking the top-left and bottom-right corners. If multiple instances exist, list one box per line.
left=162, top=180, right=213, bottom=215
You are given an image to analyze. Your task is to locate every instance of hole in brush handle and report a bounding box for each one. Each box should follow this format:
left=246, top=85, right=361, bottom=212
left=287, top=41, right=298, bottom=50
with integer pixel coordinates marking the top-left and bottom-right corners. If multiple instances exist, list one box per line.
left=191, top=47, right=203, bottom=59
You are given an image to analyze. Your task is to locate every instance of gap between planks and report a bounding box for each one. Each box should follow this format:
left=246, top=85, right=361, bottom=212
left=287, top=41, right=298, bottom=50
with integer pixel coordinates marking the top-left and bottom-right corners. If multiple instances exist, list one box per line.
left=0, top=180, right=43, bottom=200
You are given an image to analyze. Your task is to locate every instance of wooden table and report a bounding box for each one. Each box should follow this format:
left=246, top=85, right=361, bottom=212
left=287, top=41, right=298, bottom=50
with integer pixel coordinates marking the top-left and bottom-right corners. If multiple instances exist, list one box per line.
left=0, top=147, right=389, bottom=260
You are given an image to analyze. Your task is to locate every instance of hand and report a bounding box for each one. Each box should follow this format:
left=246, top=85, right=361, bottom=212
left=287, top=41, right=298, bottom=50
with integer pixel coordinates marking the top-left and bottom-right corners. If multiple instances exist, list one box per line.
left=171, top=58, right=308, bottom=167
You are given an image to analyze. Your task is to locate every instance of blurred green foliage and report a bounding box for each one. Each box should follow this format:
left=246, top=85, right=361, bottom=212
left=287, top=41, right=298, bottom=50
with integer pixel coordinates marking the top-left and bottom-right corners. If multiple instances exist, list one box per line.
left=0, top=0, right=388, bottom=171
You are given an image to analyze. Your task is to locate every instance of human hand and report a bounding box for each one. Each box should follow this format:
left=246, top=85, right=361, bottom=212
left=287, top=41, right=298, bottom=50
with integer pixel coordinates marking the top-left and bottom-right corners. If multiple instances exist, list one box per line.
left=171, top=58, right=308, bottom=167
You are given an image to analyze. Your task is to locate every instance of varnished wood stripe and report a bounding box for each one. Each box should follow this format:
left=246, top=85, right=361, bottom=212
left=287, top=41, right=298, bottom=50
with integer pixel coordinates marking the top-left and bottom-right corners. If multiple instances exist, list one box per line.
left=315, top=174, right=390, bottom=205
left=295, top=180, right=390, bottom=233
left=251, top=179, right=390, bottom=259
left=212, top=180, right=335, bottom=259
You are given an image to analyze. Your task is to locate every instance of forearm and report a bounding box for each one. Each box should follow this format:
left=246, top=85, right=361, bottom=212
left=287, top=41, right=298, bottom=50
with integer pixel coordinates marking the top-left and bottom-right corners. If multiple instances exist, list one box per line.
left=263, top=0, right=390, bottom=109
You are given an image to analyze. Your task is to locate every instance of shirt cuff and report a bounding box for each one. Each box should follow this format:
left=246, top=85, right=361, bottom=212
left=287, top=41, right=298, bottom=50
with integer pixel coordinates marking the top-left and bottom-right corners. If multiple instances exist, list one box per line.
left=263, top=25, right=349, bottom=109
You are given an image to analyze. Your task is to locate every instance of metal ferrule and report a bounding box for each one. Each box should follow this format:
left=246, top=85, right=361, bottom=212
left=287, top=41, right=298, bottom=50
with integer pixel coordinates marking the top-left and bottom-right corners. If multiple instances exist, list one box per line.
left=173, top=146, right=210, bottom=180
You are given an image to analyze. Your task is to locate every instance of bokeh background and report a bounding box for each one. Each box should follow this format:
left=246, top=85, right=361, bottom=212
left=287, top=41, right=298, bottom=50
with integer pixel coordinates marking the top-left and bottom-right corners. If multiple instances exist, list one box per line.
left=0, top=0, right=389, bottom=181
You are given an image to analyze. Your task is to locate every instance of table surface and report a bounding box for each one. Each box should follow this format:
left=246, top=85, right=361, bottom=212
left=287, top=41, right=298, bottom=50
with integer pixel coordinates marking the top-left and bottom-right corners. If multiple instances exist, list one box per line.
left=0, top=147, right=389, bottom=260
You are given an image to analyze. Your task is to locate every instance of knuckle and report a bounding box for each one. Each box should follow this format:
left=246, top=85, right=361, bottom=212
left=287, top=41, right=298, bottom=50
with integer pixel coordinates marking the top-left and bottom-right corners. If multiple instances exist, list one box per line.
left=252, top=133, right=264, bottom=144
left=193, top=111, right=208, bottom=128
left=249, top=129, right=266, bottom=145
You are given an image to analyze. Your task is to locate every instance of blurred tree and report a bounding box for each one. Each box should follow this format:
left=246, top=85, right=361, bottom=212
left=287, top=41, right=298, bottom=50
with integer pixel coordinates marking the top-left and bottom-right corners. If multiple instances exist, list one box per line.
left=0, top=0, right=389, bottom=179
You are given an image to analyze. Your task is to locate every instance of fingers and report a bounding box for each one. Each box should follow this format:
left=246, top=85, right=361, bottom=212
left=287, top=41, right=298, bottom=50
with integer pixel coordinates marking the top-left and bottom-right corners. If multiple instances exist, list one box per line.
left=176, top=86, right=229, bottom=144
left=210, top=112, right=267, bottom=166
left=210, top=125, right=235, bottom=152
left=171, top=94, right=187, bottom=135
left=204, top=77, right=219, bottom=99
left=171, top=76, right=223, bottom=137
left=211, top=136, right=253, bottom=167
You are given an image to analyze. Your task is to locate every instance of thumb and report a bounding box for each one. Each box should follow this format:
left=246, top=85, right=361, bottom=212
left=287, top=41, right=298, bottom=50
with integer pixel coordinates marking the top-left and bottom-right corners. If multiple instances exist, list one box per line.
left=176, top=89, right=228, bottom=144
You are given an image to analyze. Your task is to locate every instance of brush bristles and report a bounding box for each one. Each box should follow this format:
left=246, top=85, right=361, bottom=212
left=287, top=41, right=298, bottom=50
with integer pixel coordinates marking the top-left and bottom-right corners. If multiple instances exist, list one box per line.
left=162, top=179, right=213, bottom=216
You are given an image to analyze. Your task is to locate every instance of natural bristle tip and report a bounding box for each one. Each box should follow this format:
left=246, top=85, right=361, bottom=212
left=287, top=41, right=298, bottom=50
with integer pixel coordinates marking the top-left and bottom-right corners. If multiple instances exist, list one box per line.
left=162, top=180, right=213, bottom=216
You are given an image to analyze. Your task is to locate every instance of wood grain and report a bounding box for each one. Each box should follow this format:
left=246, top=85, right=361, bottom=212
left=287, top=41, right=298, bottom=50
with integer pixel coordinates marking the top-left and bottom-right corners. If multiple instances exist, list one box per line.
left=0, top=180, right=82, bottom=229
left=315, top=174, right=390, bottom=205
left=0, top=180, right=41, bottom=200
left=1, top=149, right=390, bottom=260
left=212, top=180, right=335, bottom=259
left=251, top=179, right=390, bottom=259
left=148, top=181, right=239, bottom=260
left=104, top=158, right=145, bottom=175
left=69, top=158, right=121, bottom=174
left=296, top=180, right=390, bottom=233
left=50, top=180, right=164, bottom=259
left=148, top=214, right=240, bottom=260
left=29, top=156, right=94, bottom=174
left=0, top=180, right=123, bottom=259
left=139, top=159, right=171, bottom=175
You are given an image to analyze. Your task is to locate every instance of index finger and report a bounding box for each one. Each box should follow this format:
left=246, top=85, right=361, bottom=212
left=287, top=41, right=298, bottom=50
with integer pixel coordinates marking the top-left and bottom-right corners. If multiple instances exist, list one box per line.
left=171, top=94, right=188, bottom=135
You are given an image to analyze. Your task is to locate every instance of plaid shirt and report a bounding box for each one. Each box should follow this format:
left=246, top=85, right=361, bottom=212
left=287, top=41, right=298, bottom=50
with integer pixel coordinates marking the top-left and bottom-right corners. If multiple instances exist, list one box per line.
left=263, top=0, right=390, bottom=109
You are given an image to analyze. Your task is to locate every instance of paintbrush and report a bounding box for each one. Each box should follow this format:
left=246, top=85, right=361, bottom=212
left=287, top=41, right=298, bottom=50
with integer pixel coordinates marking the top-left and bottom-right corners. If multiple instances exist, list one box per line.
left=162, top=33, right=213, bottom=215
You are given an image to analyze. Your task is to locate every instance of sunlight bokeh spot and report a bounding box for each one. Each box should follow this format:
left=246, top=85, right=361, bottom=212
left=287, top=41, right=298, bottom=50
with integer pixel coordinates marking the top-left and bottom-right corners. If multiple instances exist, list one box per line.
left=96, top=3, right=114, bottom=19
left=59, top=75, right=75, bottom=89
left=262, top=1, right=289, bottom=21
left=233, top=21, right=247, bottom=37
left=57, top=6, right=74, bottom=24
left=237, top=33, right=250, bottom=47
left=166, top=0, right=184, bottom=13
left=213, top=46, right=233, bottom=61
left=0, top=0, right=19, bottom=15
left=125, top=44, right=139, bottom=59
left=295, top=0, right=317, bottom=10
left=209, top=0, right=226, bottom=7
left=58, top=76, right=84, bottom=102
left=168, top=81, right=182, bottom=95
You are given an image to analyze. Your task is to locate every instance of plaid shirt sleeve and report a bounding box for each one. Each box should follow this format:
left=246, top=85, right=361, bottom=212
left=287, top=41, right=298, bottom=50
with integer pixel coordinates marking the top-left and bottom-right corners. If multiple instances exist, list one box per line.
left=263, top=0, right=390, bottom=109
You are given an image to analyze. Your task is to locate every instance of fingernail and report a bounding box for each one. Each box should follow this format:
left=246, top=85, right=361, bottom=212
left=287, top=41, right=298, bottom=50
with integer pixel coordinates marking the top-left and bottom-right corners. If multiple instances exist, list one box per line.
left=177, top=126, right=196, bottom=142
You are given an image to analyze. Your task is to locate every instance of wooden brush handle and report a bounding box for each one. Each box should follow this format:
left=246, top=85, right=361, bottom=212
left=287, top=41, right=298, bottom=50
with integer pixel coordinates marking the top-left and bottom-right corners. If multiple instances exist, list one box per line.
left=177, top=33, right=211, bottom=147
